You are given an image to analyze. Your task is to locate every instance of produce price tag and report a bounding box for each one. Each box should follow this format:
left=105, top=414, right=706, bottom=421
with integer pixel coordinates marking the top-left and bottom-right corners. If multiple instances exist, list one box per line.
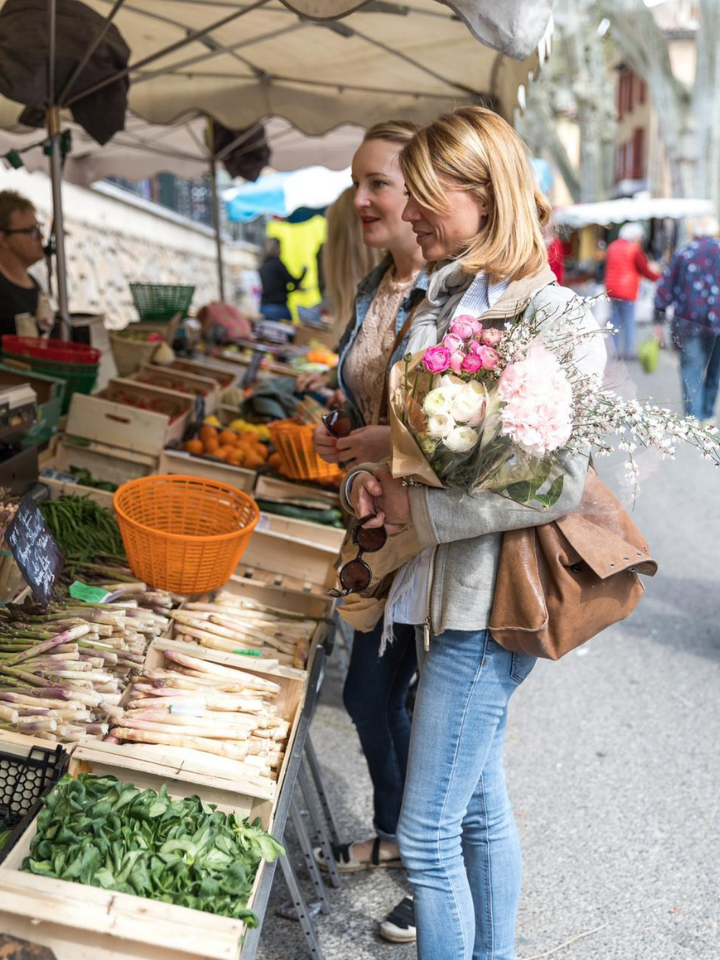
left=69, top=580, right=112, bottom=604
left=233, top=648, right=262, bottom=657
left=256, top=514, right=271, bottom=532
left=6, top=495, right=65, bottom=605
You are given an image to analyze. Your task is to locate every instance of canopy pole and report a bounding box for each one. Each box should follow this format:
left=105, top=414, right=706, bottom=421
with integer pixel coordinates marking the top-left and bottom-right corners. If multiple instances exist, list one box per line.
left=209, top=144, right=226, bottom=303
left=46, top=107, right=71, bottom=338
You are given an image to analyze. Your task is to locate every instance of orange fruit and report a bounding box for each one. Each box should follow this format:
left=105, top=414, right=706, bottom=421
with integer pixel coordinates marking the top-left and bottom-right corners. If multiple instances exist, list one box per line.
left=226, top=449, right=244, bottom=466
left=268, top=452, right=282, bottom=471
left=242, top=452, right=264, bottom=470
left=185, top=439, right=203, bottom=455
left=203, top=437, right=219, bottom=454
left=199, top=425, right=218, bottom=443
left=219, top=430, right=237, bottom=447
left=214, top=447, right=231, bottom=460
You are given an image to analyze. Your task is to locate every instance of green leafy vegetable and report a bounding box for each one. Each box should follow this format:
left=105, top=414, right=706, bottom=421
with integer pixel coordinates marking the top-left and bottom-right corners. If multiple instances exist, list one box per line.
left=23, top=774, right=283, bottom=924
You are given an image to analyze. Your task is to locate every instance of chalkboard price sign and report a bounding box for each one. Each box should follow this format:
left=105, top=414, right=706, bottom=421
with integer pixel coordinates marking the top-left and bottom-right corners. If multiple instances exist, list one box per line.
left=6, top=495, right=65, bottom=605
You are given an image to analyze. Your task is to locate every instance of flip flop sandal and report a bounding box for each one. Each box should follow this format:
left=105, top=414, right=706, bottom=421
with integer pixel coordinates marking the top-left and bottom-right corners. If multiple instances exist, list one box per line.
left=313, top=836, right=404, bottom=873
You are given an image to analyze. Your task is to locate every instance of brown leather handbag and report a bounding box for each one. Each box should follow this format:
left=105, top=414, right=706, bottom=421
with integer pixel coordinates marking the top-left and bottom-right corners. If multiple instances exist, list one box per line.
left=489, top=468, right=658, bottom=660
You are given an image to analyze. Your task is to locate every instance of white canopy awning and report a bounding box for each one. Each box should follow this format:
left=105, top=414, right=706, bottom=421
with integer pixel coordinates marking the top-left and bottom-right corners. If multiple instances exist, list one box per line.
left=555, top=197, right=714, bottom=230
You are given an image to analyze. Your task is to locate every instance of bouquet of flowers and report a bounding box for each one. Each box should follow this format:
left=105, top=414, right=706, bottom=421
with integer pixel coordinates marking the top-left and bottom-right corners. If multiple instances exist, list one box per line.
left=388, top=300, right=720, bottom=508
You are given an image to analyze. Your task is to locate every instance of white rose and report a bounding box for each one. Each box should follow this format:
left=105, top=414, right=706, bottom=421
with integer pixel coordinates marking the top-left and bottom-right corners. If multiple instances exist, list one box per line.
left=422, top=387, right=453, bottom=417
left=443, top=425, right=479, bottom=453
left=426, top=413, right=455, bottom=438
left=438, top=374, right=465, bottom=398
left=449, top=384, right=488, bottom=426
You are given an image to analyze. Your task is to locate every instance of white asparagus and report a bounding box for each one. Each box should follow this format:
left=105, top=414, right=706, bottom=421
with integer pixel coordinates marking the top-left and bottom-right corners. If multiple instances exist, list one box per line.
left=111, top=726, right=255, bottom=761
left=114, top=717, right=251, bottom=741
left=0, top=704, right=18, bottom=723
left=163, top=650, right=281, bottom=693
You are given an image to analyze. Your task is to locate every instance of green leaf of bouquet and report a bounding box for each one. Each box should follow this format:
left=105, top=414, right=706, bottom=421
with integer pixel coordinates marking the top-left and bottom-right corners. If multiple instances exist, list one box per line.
left=534, top=475, right=564, bottom=508
left=505, top=480, right=538, bottom=504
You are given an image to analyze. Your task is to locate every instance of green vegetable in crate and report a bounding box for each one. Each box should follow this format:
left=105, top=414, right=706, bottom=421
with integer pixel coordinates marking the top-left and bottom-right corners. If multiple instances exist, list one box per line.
left=68, top=467, right=118, bottom=493
left=0, top=826, right=12, bottom=850
left=255, top=499, right=344, bottom=528
left=39, top=496, right=125, bottom=561
left=24, top=773, right=283, bottom=924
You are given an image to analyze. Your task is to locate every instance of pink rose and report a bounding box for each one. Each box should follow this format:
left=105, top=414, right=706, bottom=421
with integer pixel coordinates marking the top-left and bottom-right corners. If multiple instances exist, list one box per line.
left=422, top=345, right=452, bottom=374
left=449, top=350, right=465, bottom=374
left=450, top=315, right=483, bottom=339
left=461, top=353, right=484, bottom=374
left=442, top=333, right=464, bottom=352
left=481, top=327, right=503, bottom=347
left=466, top=339, right=483, bottom=354
left=476, top=346, right=500, bottom=369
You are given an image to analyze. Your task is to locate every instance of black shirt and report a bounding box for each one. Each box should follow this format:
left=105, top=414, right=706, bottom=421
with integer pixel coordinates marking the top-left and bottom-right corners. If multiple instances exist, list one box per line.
left=0, top=269, right=40, bottom=338
left=259, top=255, right=304, bottom=307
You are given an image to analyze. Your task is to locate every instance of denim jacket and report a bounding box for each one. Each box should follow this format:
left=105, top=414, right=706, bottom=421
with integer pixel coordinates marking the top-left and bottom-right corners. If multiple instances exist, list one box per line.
left=336, top=255, right=429, bottom=427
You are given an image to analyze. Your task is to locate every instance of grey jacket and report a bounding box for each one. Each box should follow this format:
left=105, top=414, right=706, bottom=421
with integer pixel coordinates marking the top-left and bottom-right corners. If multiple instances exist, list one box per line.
left=343, top=267, right=607, bottom=637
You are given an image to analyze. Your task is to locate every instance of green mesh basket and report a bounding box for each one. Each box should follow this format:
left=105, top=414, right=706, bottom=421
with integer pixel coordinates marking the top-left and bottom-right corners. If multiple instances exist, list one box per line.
left=130, top=283, right=195, bottom=322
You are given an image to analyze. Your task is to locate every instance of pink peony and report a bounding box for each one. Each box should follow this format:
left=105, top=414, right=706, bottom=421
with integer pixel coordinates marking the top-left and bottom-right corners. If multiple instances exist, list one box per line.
left=449, top=350, right=465, bottom=374
left=461, top=353, right=485, bottom=374
left=481, top=327, right=503, bottom=347
left=497, top=343, right=573, bottom=456
left=466, top=339, right=483, bottom=354
left=475, top=346, right=500, bottom=370
left=442, top=333, right=465, bottom=352
left=422, top=345, right=452, bottom=374
left=450, top=315, right=483, bottom=339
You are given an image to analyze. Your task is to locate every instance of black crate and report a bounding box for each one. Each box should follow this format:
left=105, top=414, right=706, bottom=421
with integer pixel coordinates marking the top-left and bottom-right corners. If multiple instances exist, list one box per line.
left=0, top=742, right=68, bottom=864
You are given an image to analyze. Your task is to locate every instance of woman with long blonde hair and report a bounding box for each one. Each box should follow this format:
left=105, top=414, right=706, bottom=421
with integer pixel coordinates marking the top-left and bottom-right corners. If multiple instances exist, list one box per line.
left=344, top=107, right=607, bottom=959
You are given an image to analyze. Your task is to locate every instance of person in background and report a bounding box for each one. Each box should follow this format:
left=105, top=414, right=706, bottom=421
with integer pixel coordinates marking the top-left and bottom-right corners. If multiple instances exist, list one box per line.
left=312, top=120, right=428, bottom=946
left=654, top=216, right=720, bottom=423
left=604, top=221, right=660, bottom=360
left=258, top=237, right=306, bottom=322
left=0, top=190, right=46, bottom=337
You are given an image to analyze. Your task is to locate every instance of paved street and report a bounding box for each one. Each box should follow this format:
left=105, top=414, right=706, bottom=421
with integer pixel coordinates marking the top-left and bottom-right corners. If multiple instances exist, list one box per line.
left=258, top=334, right=720, bottom=960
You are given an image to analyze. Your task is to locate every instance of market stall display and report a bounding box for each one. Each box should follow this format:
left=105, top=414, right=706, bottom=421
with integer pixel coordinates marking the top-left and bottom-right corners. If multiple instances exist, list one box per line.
left=131, top=365, right=221, bottom=414
left=108, top=329, right=164, bottom=378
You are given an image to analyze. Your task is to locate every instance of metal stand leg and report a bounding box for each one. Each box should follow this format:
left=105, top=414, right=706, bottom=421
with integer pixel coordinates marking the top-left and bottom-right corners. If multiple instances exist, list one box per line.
left=290, top=798, right=331, bottom=914
left=305, top=735, right=343, bottom=847
left=278, top=854, right=327, bottom=960
left=298, top=762, right=340, bottom=889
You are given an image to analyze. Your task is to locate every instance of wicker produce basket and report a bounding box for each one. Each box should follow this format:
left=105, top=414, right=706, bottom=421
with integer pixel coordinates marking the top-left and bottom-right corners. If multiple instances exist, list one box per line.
left=109, top=332, right=161, bottom=378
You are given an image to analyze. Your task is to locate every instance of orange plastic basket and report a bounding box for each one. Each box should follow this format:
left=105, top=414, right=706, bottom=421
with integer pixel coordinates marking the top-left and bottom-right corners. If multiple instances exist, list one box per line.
left=268, top=419, right=342, bottom=482
left=113, top=475, right=259, bottom=593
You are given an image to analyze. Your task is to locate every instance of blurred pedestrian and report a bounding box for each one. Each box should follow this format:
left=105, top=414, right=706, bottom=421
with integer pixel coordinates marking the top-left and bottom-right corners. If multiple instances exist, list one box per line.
left=605, top=222, right=660, bottom=359
left=0, top=190, right=46, bottom=337
left=654, top=216, right=720, bottom=422
left=258, top=237, right=306, bottom=322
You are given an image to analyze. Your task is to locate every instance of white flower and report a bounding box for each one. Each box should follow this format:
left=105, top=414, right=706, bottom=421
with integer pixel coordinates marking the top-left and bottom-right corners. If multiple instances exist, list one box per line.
left=444, top=425, right=480, bottom=453
left=423, top=387, right=453, bottom=416
left=427, top=413, right=455, bottom=438
left=437, top=373, right=466, bottom=398
left=449, top=382, right=488, bottom=426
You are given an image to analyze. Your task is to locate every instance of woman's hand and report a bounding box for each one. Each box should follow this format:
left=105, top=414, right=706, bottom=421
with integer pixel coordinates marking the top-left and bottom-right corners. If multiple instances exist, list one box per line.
left=335, top=426, right=392, bottom=466
left=296, top=371, right=330, bottom=393
left=312, top=423, right=343, bottom=463
left=349, top=467, right=411, bottom=535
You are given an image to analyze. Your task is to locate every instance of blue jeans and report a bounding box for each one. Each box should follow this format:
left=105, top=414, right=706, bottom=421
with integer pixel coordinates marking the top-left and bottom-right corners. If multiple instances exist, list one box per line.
left=342, top=620, right=417, bottom=842
left=611, top=298, right=636, bottom=358
left=397, top=629, right=536, bottom=960
left=260, top=303, right=292, bottom=322
left=679, top=333, right=720, bottom=420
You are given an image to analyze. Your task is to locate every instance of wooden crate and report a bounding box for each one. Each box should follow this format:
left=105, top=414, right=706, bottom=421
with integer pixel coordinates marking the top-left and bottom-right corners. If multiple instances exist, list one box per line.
left=254, top=474, right=341, bottom=507
left=218, top=572, right=333, bottom=622
left=39, top=474, right=114, bottom=510
left=0, top=743, right=275, bottom=960
left=255, top=510, right=344, bottom=550
left=66, top=380, right=193, bottom=457
left=158, top=448, right=256, bottom=493
left=164, top=359, right=238, bottom=389
left=51, top=435, right=157, bottom=485
left=132, top=365, right=221, bottom=415
left=240, top=527, right=338, bottom=592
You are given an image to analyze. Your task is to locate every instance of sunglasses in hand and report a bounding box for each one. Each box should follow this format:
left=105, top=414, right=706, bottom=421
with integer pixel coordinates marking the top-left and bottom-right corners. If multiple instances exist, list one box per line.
left=329, top=514, right=387, bottom=598
left=322, top=410, right=352, bottom=438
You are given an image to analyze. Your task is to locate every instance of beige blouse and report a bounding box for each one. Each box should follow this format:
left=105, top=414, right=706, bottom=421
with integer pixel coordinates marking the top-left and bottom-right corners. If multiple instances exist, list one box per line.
left=343, top=267, right=418, bottom=426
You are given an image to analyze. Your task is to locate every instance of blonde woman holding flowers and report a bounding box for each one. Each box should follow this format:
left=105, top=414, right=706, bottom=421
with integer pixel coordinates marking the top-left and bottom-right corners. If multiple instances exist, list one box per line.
left=343, top=107, right=606, bottom=960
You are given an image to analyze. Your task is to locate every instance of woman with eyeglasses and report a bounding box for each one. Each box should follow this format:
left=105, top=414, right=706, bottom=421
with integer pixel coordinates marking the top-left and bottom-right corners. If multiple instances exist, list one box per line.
left=0, top=190, right=47, bottom=337
left=343, top=107, right=607, bottom=960
left=311, top=120, right=427, bottom=944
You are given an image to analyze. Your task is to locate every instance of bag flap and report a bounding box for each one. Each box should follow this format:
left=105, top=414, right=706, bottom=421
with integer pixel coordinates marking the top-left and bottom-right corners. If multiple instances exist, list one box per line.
left=556, top=513, right=657, bottom=580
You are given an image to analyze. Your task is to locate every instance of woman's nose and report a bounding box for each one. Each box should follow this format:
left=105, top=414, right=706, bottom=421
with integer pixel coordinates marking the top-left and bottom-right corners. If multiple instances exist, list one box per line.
left=402, top=198, right=419, bottom=222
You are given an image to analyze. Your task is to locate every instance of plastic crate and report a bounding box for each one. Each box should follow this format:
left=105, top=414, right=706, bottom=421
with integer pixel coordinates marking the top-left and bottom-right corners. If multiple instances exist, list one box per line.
left=0, top=741, right=68, bottom=864
left=130, top=283, right=195, bottom=321
left=1, top=337, right=99, bottom=416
